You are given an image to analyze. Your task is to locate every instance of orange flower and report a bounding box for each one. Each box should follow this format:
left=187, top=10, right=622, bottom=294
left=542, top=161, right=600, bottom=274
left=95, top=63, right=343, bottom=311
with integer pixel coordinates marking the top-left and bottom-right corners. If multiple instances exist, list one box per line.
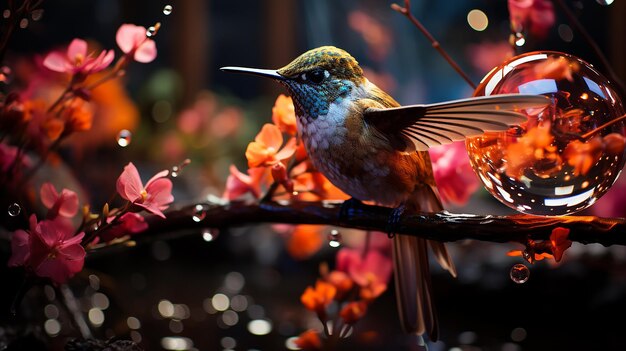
left=550, top=227, right=572, bottom=262
left=271, top=94, right=297, bottom=135
left=604, top=133, right=626, bottom=156
left=326, top=270, right=354, bottom=300
left=339, top=301, right=368, bottom=324
left=301, top=279, right=337, bottom=315
left=506, top=249, right=553, bottom=263
left=563, top=136, right=603, bottom=176
left=61, top=98, right=93, bottom=134
left=286, top=225, right=324, bottom=260
left=506, top=123, right=559, bottom=179
left=293, top=330, right=322, bottom=351
left=533, top=56, right=580, bottom=82
left=359, top=281, right=387, bottom=301
left=42, top=118, right=65, bottom=141
left=246, top=123, right=296, bottom=168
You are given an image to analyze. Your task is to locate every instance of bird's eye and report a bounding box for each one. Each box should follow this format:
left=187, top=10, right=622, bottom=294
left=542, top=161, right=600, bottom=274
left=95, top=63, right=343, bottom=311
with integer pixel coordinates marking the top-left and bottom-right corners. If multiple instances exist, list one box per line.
left=307, top=69, right=328, bottom=84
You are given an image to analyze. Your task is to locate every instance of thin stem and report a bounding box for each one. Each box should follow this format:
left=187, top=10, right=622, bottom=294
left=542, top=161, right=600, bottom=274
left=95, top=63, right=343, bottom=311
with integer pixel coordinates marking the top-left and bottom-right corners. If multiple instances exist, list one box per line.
left=59, top=284, right=92, bottom=338
left=581, top=113, right=626, bottom=140
left=391, top=0, right=476, bottom=90
left=552, top=0, right=626, bottom=97
left=21, top=136, right=64, bottom=183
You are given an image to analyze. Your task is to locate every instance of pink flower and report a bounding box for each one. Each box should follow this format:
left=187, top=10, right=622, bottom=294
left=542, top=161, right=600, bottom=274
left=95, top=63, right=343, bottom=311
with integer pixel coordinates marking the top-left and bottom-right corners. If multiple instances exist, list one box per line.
left=43, top=38, right=114, bottom=76
left=100, top=212, right=148, bottom=242
left=508, top=0, right=555, bottom=39
left=429, top=141, right=479, bottom=205
left=116, top=162, right=174, bottom=218
left=116, top=24, right=157, bottom=63
left=8, top=215, right=85, bottom=284
left=222, top=165, right=268, bottom=200
left=336, top=247, right=392, bottom=287
left=40, top=182, right=79, bottom=219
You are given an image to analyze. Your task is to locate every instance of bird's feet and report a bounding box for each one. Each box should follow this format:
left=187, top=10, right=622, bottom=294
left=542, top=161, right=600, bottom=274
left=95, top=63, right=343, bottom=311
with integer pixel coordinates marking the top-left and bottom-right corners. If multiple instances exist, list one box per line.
left=386, top=204, right=406, bottom=238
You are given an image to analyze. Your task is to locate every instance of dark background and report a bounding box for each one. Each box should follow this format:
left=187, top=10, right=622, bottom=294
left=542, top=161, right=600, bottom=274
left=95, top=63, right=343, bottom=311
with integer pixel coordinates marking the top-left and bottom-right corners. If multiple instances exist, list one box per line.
left=2, top=1, right=626, bottom=350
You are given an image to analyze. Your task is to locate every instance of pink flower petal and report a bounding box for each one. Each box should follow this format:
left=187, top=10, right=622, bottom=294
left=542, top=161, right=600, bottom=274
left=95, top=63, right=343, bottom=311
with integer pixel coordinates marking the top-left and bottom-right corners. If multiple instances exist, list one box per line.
left=58, top=190, right=79, bottom=218
left=116, top=24, right=146, bottom=54
left=42, top=52, right=70, bottom=73
left=134, top=40, right=157, bottom=63
left=116, top=162, right=144, bottom=202
left=40, top=182, right=59, bottom=209
left=58, top=241, right=86, bottom=261
left=67, top=39, right=88, bottom=60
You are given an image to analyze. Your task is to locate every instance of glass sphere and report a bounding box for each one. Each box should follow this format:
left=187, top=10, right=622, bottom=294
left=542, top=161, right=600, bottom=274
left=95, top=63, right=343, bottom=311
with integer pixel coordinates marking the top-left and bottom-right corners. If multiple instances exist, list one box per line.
left=466, top=51, right=626, bottom=215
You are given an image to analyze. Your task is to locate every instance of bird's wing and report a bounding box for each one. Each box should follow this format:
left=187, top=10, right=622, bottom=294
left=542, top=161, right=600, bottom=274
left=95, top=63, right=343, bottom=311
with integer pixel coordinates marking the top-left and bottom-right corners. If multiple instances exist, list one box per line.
left=364, top=94, right=551, bottom=152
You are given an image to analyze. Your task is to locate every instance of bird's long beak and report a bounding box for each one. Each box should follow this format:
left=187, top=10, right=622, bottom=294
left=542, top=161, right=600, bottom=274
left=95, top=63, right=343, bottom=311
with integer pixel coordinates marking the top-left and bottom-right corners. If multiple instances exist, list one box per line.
left=220, top=66, right=284, bottom=81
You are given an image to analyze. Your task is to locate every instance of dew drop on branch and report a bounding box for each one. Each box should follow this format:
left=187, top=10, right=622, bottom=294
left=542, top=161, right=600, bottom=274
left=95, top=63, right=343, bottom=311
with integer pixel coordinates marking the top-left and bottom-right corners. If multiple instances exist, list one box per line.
left=163, top=5, right=173, bottom=15
left=510, top=263, right=530, bottom=284
left=327, top=229, right=342, bottom=247
left=596, top=0, right=614, bottom=5
left=146, top=26, right=157, bottom=38
left=170, top=166, right=179, bottom=178
left=202, top=228, right=218, bottom=242
left=8, top=203, right=21, bottom=217
left=116, top=129, right=132, bottom=147
left=19, top=18, right=28, bottom=29
left=3, top=9, right=10, bottom=19
left=192, top=204, right=207, bottom=222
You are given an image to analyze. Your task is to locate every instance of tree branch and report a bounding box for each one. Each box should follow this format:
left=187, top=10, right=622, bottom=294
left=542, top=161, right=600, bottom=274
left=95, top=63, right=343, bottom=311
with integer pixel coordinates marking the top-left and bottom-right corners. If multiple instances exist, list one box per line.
left=90, top=200, right=626, bottom=255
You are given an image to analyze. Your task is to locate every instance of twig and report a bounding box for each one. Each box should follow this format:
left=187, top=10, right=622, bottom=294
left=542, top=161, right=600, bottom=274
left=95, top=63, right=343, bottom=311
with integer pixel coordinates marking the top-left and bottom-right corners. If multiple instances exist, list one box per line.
left=391, top=0, right=476, bottom=89
left=552, top=0, right=626, bottom=97
left=59, top=284, right=92, bottom=339
left=84, top=200, right=626, bottom=256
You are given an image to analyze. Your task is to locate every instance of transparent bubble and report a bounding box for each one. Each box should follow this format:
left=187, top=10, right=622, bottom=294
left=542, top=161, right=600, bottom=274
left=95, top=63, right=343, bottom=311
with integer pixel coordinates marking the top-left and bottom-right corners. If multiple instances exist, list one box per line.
left=116, top=129, right=132, bottom=147
left=510, top=263, right=530, bottom=284
left=192, top=204, right=206, bottom=222
left=7, top=203, right=20, bottom=217
left=163, top=5, right=173, bottom=15
left=596, top=0, right=614, bottom=5
left=467, top=51, right=626, bottom=216
left=327, top=229, right=342, bottom=247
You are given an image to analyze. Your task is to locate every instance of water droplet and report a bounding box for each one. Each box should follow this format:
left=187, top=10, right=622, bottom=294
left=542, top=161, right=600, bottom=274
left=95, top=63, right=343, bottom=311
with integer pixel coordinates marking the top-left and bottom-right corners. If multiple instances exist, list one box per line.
left=8, top=203, right=20, bottom=217
left=116, top=129, right=132, bottom=147
left=2, top=9, right=10, bottom=19
left=202, top=228, right=218, bottom=242
left=327, top=229, right=342, bottom=247
left=31, top=9, right=44, bottom=21
left=514, top=32, right=525, bottom=47
left=192, top=204, right=206, bottom=222
left=510, top=263, right=530, bottom=284
left=596, top=0, right=614, bottom=5
left=170, top=166, right=179, bottom=178
left=146, top=26, right=157, bottom=38
left=163, top=5, right=173, bottom=15
left=19, top=18, right=28, bottom=29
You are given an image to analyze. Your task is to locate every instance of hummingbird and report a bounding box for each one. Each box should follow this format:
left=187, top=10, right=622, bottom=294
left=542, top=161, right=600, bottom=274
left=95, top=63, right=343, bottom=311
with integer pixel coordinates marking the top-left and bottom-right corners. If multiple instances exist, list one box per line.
left=221, top=46, right=549, bottom=340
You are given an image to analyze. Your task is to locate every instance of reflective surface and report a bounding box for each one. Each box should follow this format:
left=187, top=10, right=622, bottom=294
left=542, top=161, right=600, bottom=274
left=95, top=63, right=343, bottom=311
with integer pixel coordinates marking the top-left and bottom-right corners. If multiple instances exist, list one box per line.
left=467, top=51, right=626, bottom=215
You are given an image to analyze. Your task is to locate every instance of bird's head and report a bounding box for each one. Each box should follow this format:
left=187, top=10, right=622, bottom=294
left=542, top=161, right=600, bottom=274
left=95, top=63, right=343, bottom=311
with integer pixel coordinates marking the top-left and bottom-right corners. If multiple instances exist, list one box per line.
left=221, top=46, right=364, bottom=118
